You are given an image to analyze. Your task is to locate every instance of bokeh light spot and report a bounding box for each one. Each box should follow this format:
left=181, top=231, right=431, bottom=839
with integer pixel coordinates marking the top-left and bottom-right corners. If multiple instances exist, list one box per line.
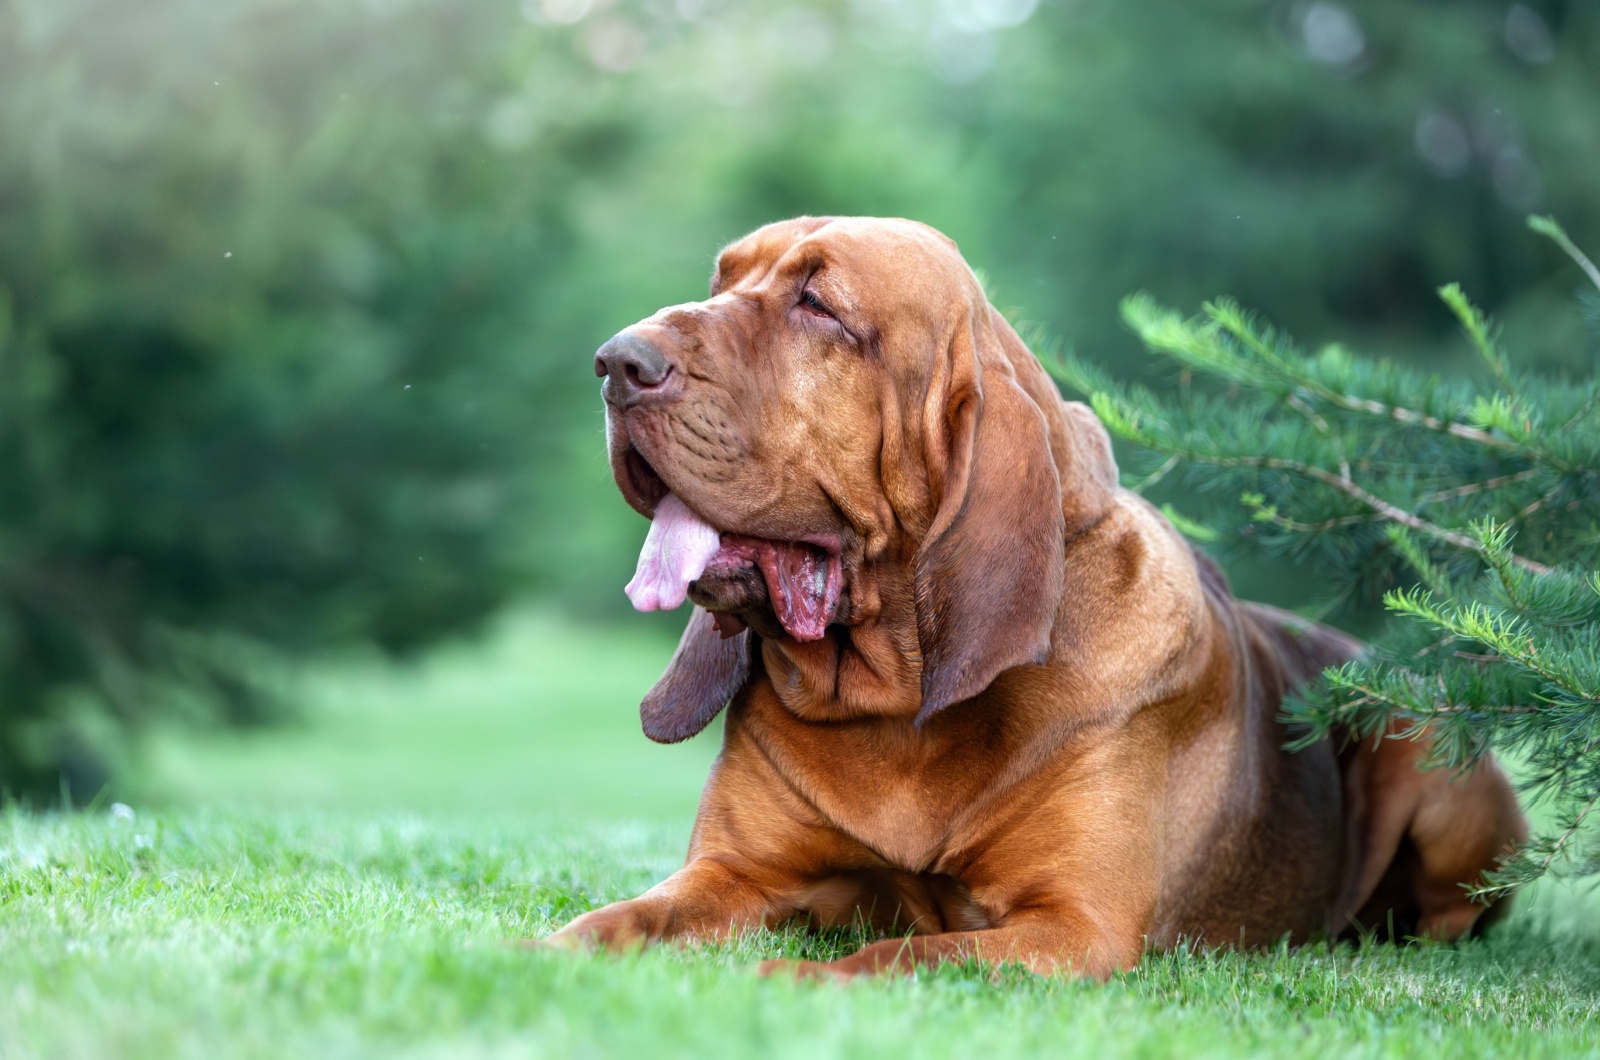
left=1505, top=4, right=1556, bottom=65
left=1414, top=108, right=1472, bottom=178
left=1301, top=2, right=1365, bottom=69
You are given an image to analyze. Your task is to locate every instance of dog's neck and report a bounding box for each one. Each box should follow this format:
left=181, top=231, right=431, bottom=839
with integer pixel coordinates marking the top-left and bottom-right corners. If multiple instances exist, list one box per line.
left=758, top=565, right=924, bottom=723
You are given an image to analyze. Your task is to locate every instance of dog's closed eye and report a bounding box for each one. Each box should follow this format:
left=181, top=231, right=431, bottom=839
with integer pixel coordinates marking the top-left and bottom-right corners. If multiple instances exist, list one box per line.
left=799, top=288, right=834, bottom=320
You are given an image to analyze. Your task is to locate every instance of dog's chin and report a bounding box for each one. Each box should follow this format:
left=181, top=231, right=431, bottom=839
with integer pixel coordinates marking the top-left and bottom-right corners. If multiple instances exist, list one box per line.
left=687, top=564, right=788, bottom=641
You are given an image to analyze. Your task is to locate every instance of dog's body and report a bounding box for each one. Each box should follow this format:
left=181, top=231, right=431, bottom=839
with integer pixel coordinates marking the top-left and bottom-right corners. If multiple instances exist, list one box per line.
left=553, top=217, right=1526, bottom=977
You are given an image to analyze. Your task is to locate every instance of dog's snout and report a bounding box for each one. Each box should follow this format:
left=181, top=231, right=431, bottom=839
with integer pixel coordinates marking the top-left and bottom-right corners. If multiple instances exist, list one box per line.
left=596, top=332, right=676, bottom=408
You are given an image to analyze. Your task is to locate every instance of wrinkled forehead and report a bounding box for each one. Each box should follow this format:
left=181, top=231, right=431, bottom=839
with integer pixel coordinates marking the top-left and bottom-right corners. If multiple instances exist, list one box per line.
left=711, top=217, right=974, bottom=304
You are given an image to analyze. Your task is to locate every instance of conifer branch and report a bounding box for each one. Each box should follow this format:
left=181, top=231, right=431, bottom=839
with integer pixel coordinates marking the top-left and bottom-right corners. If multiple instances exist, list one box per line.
left=1138, top=447, right=1554, bottom=574
left=1385, top=588, right=1598, bottom=703
left=1418, top=469, right=1542, bottom=506
left=1286, top=393, right=1332, bottom=435
left=1514, top=481, right=1567, bottom=522
left=1531, top=215, right=1600, bottom=295
left=1345, top=682, right=1539, bottom=716
left=1251, top=508, right=1373, bottom=534
left=1128, top=454, right=1180, bottom=494
left=1497, top=794, right=1600, bottom=890
left=1128, top=294, right=1568, bottom=463
left=1318, top=392, right=1519, bottom=452
left=1079, top=248, right=1600, bottom=892
left=1441, top=283, right=1518, bottom=401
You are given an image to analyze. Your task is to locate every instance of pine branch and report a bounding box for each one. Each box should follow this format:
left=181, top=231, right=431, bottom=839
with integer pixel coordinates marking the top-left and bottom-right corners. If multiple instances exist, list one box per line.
left=1418, top=469, right=1543, bottom=507
left=1513, top=479, right=1570, bottom=524
left=1111, top=438, right=1554, bottom=574
left=1386, top=588, right=1599, bottom=703
left=1079, top=238, right=1600, bottom=893
left=1124, top=294, right=1585, bottom=472
left=1533, top=792, right=1598, bottom=871
left=1128, top=453, right=1180, bottom=494
left=1248, top=504, right=1374, bottom=534
left=1440, top=283, right=1517, bottom=401
left=1138, top=296, right=1521, bottom=452
left=1473, top=790, right=1600, bottom=901
left=1307, top=389, right=1531, bottom=456
left=1342, top=681, right=1540, bottom=716
left=1531, top=215, right=1600, bottom=296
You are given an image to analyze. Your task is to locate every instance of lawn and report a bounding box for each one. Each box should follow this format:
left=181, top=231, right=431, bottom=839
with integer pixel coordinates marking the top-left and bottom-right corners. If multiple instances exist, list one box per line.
left=3, top=612, right=1599, bottom=1058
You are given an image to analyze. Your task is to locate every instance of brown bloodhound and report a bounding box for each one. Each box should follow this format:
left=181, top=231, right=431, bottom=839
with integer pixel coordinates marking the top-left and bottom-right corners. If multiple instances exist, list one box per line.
left=550, top=216, right=1527, bottom=978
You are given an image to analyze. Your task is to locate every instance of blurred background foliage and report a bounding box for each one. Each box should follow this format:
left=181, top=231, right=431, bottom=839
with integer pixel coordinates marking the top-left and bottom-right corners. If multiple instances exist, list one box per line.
left=0, top=0, right=1596, bottom=798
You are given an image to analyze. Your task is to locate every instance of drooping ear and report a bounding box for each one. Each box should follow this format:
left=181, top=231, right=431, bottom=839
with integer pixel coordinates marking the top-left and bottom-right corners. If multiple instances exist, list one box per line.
left=912, top=313, right=1066, bottom=727
left=641, top=607, right=751, bottom=743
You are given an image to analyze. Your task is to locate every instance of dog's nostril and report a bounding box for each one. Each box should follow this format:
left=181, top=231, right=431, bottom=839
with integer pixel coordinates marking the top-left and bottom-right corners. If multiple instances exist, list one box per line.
left=597, top=332, right=674, bottom=402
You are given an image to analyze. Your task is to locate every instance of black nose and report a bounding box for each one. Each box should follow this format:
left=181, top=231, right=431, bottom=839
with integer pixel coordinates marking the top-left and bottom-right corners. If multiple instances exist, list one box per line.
left=594, top=332, right=675, bottom=408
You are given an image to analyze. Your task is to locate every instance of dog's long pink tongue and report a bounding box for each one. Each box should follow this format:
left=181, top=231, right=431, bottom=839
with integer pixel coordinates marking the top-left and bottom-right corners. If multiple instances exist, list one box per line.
left=625, top=493, right=722, bottom=612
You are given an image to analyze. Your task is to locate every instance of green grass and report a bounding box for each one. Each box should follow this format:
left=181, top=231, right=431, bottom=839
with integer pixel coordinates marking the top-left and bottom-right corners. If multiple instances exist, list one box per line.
left=136, top=610, right=719, bottom=821
left=4, top=611, right=1600, bottom=1058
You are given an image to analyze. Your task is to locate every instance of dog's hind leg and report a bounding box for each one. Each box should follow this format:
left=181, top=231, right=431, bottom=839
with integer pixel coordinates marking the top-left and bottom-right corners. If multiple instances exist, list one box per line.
left=1336, top=728, right=1527, bottom=942
left=1405, top=748, right=1527, bottom=938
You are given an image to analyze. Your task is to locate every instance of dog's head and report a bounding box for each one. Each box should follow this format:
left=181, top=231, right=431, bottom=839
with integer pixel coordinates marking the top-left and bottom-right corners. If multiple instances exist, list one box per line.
left=597, top=217, right=1114, bottom=741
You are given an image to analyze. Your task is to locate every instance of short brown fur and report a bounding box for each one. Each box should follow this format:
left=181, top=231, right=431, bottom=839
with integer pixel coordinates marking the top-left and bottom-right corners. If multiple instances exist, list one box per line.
left=552, top=217, right=1527, bottom=978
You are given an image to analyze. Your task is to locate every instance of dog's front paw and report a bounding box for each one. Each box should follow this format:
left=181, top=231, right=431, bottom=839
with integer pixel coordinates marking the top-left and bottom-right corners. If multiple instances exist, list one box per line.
left=757, top=957, right=864, bottom=982
left=541, top=899, right=662, bottom=952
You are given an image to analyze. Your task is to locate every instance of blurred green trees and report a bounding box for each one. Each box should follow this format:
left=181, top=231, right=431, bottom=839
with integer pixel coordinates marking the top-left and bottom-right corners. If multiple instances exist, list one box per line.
left=1, top=0, right=1596, bottom=796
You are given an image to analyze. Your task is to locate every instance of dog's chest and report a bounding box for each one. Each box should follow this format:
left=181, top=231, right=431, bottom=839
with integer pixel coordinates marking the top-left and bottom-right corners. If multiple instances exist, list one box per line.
left=744, top=712, right=995, bottom=872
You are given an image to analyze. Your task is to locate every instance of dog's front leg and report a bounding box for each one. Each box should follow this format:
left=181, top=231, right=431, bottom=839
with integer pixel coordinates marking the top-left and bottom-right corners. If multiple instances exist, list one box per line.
left=544, top=856, right=796, bottom=951
left=759, top=905, right=1143, bottom=981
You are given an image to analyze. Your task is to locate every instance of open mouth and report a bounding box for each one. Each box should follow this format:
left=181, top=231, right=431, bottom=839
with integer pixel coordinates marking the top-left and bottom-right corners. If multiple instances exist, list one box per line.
left=620, top=448, right=670, bottom=519
left=619, top=449, right=842, bottom=642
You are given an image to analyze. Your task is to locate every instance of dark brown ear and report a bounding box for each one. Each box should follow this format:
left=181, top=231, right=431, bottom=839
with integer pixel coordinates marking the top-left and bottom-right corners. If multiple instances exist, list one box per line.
left=641, top=607, right=751, bottom=743
left=913, top=314, right=1066, bottom=727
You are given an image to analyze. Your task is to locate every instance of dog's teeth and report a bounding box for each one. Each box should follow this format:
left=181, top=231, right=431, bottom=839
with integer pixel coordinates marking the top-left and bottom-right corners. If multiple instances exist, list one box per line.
left=814, top=559, right=827, bottom=595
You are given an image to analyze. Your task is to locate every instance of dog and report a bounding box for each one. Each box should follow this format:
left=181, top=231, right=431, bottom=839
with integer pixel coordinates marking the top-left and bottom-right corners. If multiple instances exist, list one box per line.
left=549, top=216, right=1527, bottom=978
